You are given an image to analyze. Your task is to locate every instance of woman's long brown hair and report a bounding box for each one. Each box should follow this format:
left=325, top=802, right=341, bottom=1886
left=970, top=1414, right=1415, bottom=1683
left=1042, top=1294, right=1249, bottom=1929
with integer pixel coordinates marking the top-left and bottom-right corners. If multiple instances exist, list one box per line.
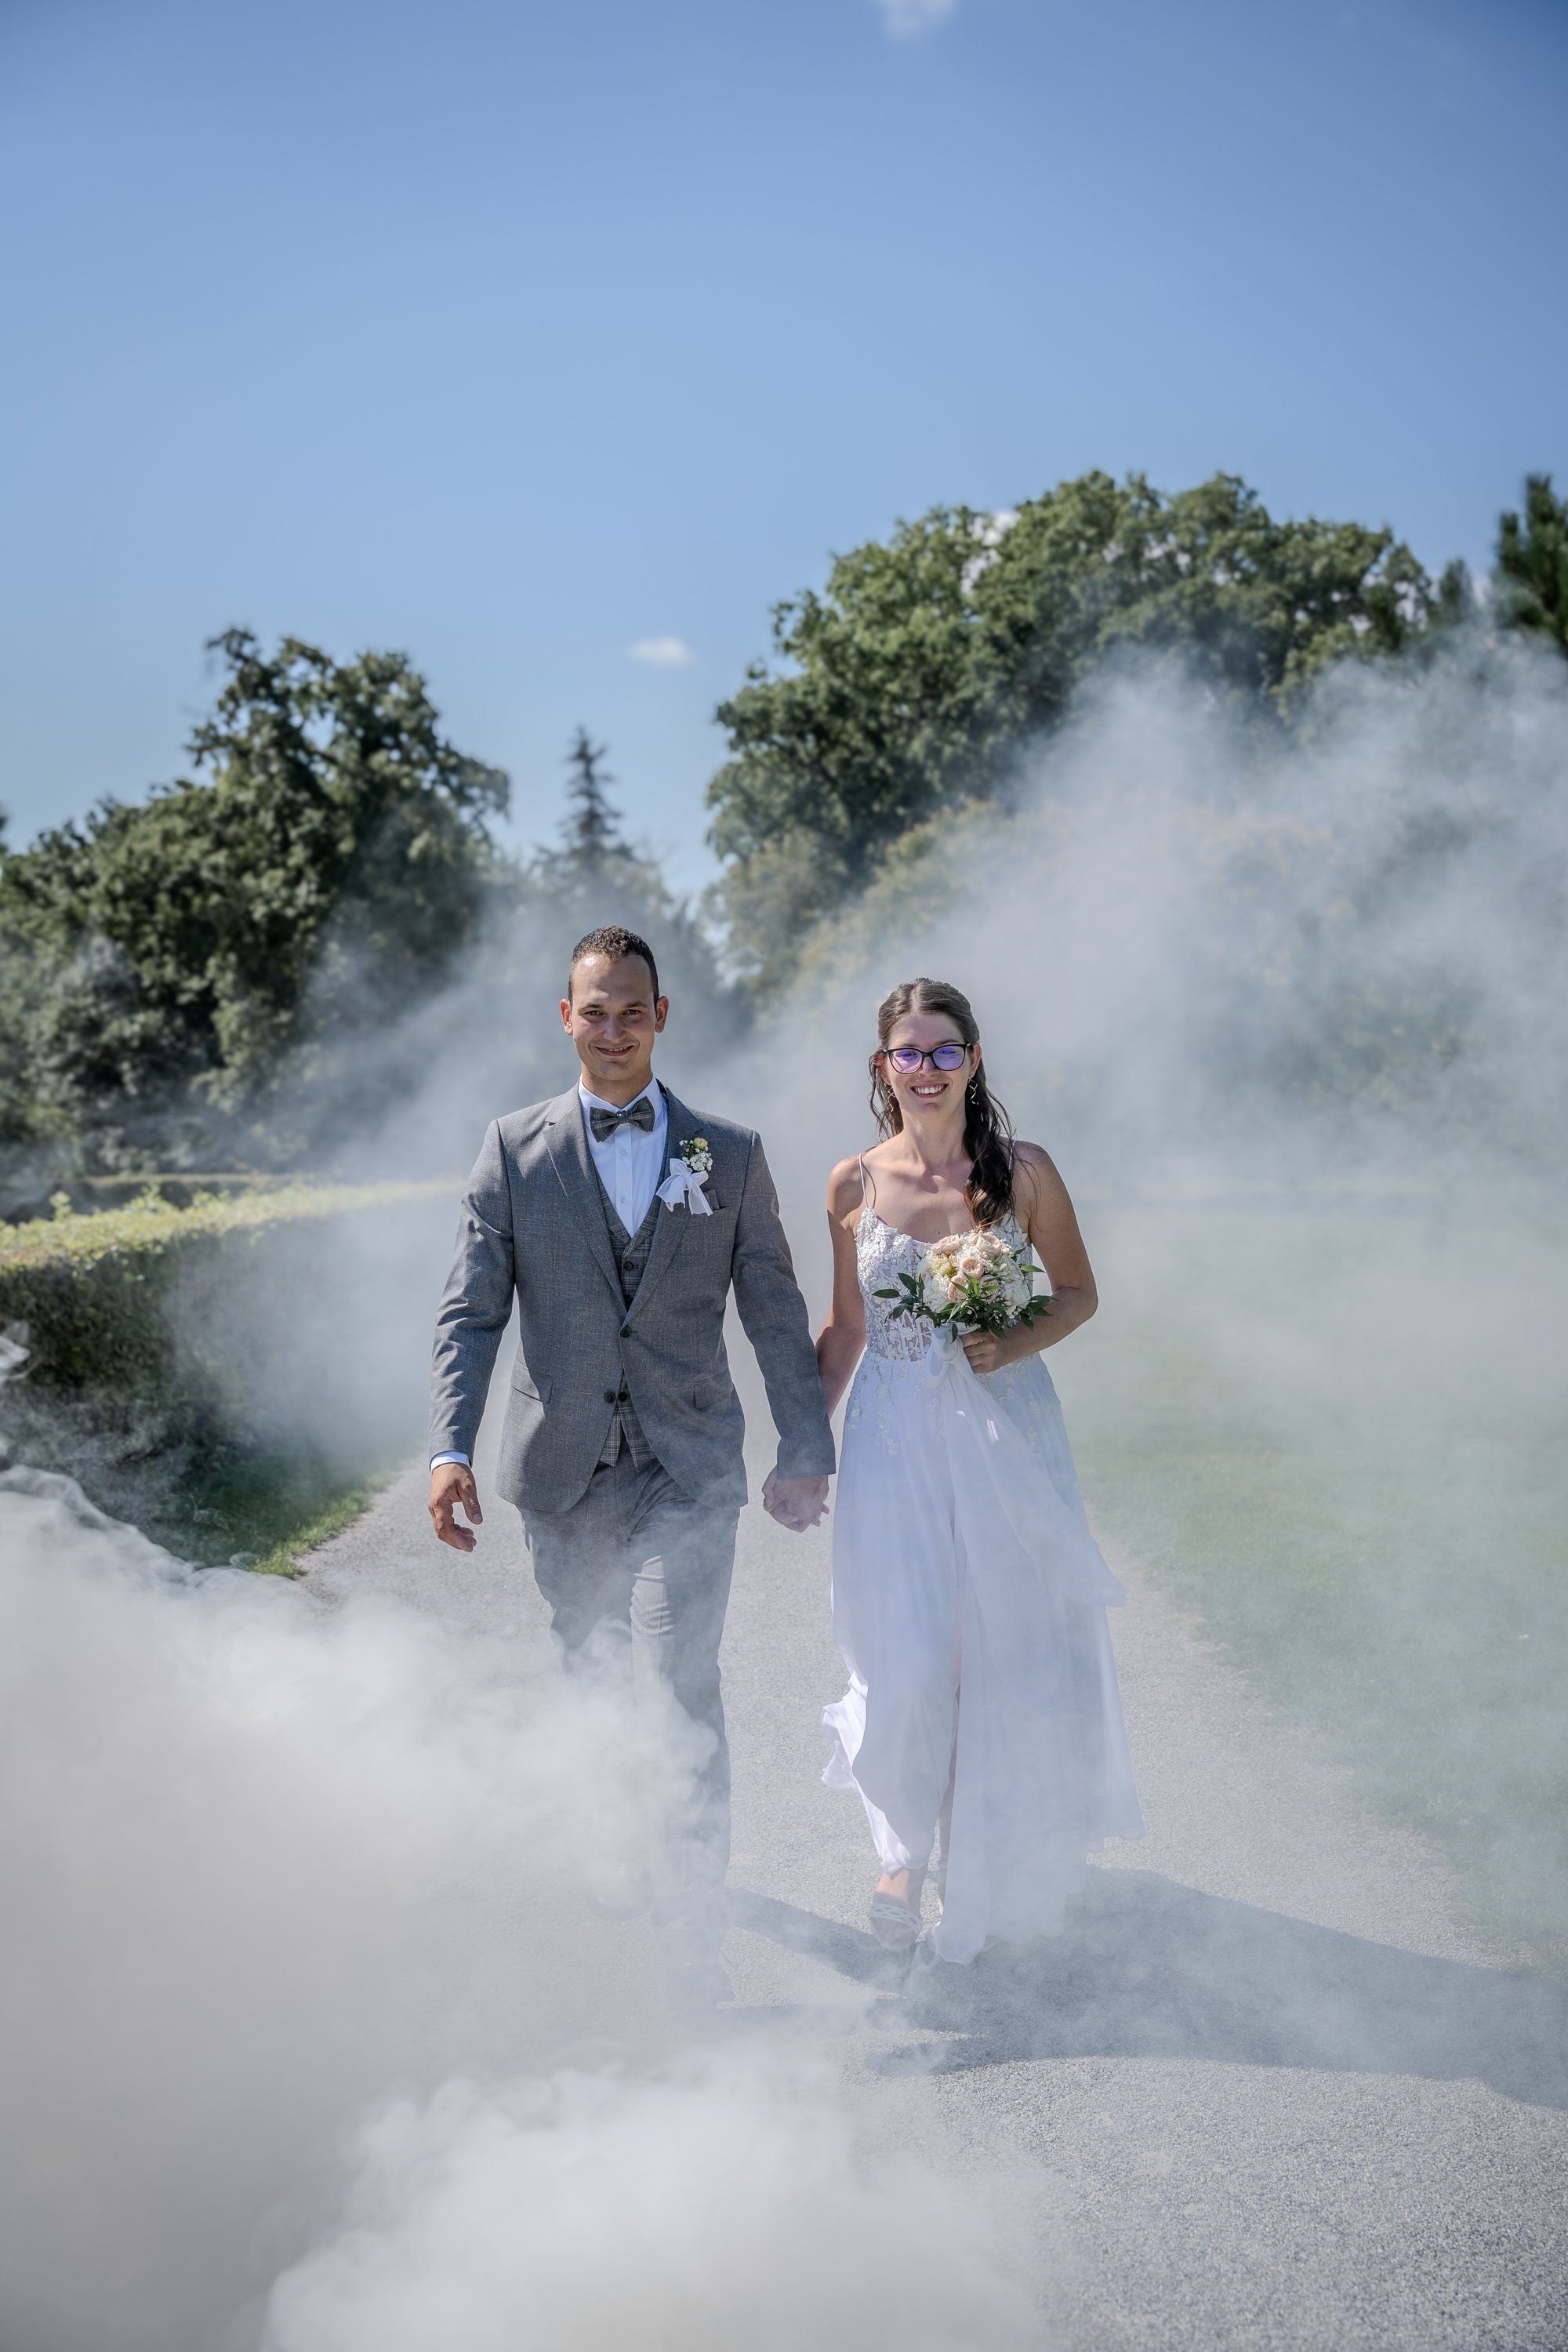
left=868, top=978, right=1015, bottom=1226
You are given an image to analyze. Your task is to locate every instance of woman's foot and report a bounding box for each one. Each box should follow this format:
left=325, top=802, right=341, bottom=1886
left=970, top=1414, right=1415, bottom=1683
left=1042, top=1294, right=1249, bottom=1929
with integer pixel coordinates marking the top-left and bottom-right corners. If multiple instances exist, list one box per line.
left=868, top=1866, right=926, bottom=1948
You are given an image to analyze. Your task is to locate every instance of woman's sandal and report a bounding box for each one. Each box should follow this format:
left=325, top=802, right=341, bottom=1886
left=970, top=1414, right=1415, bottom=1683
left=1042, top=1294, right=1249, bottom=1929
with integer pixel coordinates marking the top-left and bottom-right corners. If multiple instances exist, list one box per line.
left=868, top=1889, right=924, bottom=1949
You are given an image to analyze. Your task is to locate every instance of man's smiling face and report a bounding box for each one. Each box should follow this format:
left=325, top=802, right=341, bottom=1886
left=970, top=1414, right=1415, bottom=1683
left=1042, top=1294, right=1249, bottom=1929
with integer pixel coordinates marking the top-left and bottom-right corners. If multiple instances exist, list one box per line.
left=561, top=951, right=669, bottom=1103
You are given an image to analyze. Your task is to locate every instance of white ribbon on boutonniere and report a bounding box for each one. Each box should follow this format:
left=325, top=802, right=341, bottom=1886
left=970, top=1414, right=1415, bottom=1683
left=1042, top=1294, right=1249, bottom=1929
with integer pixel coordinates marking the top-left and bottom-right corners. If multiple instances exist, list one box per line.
left=657, top=1134, right=714, bottom=1215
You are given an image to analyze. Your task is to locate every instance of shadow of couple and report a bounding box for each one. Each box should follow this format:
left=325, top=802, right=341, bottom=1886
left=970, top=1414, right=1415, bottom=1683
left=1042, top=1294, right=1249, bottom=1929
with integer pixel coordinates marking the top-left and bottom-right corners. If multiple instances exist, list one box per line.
left=727, top=1867, right=1568, bottom=2107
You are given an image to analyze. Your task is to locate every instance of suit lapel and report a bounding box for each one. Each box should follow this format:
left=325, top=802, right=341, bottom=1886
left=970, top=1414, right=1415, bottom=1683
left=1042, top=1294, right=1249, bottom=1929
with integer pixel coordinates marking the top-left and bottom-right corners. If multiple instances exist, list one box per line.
left=628, top=1082, right=696, bottom=1319
left=543, top=1088, right=624, bottom=1305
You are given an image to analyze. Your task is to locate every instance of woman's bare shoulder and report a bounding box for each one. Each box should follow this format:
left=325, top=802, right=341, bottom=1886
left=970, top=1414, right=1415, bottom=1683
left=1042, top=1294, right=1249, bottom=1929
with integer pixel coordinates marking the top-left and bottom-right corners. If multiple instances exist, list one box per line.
left=826, top=1153, right=869, bottom=1219
left=1010, top=1138, right=1070, bottom=1211
left=1011, top=1138, right=1058, bottom=1172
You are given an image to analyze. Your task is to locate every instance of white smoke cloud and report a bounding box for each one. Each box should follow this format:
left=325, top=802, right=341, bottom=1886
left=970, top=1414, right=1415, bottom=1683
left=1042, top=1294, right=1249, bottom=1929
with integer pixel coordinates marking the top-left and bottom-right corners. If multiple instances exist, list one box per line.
left=735, top=634, right=1568, bottom=1209
left=0, top=1465, right=661, bottom=2348
left=0, top=1467, right=1034, bottom=2352
left=262, top=2057, right=1032, bottom=2352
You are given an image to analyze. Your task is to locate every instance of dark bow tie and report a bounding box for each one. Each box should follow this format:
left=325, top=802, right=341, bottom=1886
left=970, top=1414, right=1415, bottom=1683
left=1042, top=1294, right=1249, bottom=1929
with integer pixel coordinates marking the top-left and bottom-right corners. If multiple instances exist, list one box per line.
left=589, top=1095, right=657, bottom=1142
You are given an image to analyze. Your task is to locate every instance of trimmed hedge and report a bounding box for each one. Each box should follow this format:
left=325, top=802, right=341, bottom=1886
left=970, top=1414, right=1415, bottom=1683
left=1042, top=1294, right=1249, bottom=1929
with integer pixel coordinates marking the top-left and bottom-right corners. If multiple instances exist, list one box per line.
left=0, top=1180, right=459, bottom=1563
left=0, top=1181, right=452, bottom=1396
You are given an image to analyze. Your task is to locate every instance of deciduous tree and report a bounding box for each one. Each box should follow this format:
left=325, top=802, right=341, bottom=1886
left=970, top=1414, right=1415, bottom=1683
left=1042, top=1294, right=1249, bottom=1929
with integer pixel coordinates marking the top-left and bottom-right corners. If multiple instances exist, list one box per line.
left=706, top=470, right=1455, bottom=989
left=0, top=630, right=508, bottom=1169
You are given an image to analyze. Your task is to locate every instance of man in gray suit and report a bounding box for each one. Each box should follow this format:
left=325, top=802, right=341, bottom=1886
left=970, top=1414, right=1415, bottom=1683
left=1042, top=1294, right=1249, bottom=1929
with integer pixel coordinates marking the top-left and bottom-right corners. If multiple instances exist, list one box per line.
left=428, top=924, right=833, bottom=2011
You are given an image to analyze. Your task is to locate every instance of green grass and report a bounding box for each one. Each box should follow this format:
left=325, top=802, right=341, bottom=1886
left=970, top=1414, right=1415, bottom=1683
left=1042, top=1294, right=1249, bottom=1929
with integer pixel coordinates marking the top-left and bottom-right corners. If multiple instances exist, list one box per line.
left=247, top=1479, right=391, bottom=1577
left=1062, top=1201, right=1568, bottom=1970
left=154, top=1439, right=405, bottom=1573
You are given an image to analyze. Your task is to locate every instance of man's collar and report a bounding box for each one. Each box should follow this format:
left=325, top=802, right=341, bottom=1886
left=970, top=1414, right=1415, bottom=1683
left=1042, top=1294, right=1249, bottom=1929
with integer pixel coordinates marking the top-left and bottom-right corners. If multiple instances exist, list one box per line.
left=578, top=1076, right=662, bottom=1117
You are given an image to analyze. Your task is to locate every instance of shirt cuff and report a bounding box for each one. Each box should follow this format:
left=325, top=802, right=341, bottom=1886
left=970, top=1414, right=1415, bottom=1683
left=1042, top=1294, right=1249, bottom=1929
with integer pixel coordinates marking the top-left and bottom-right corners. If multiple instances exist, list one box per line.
left=430, top=1452, right=471, bottom=1471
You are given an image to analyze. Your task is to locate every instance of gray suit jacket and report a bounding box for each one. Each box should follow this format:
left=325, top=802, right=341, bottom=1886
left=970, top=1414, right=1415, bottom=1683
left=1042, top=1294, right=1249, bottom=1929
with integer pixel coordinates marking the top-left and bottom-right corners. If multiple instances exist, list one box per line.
left=429, top=1082, right=835, bottom=1514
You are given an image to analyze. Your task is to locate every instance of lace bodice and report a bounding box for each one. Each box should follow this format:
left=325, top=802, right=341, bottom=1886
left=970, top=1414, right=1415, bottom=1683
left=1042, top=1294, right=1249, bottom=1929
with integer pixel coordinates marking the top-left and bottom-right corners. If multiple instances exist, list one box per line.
left=855, top=1207, right=1033, bottom=1362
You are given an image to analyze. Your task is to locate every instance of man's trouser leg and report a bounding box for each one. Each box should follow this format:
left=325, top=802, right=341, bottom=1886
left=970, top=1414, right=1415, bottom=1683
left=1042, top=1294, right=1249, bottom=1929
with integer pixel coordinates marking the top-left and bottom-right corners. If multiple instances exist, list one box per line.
left=524, top=1455, right=638, bottom=1679
left=626, top=1473, right=739, bottom=1965
left=522, top=1458, right=739, bottom=1963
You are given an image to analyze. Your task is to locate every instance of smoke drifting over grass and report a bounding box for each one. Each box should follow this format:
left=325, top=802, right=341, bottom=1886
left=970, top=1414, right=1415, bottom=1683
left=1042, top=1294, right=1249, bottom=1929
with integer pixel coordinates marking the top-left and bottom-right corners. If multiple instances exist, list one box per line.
left=709, top=633, right=1568, bottom=1961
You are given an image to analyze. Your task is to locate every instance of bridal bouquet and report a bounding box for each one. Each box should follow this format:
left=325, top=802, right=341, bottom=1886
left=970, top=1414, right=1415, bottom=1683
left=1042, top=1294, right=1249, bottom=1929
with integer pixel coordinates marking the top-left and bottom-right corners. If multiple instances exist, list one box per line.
left=875, top=1226, right=1052, bottom=1339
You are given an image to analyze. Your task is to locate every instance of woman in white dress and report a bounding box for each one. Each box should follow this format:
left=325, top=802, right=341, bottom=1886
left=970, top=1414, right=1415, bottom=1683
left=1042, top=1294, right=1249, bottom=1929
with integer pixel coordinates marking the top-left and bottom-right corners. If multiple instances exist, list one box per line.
left=815, top=978, right=1144, bottom=1963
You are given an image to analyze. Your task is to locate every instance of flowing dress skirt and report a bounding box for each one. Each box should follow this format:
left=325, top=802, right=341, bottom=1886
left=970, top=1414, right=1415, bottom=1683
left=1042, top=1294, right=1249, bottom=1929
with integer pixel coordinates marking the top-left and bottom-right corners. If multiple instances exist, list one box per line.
left=824, top=1332, right=1145, bottom=1963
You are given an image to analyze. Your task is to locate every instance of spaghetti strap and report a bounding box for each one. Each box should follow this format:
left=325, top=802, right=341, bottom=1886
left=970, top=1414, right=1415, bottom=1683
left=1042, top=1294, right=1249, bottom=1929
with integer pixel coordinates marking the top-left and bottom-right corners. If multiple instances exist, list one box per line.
left=856, top=1152, right=873, bottom=1224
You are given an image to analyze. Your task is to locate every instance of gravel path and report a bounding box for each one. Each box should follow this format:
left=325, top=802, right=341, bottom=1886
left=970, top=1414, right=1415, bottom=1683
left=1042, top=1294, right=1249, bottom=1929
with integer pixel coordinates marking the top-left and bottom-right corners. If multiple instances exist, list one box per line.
left=310, top=1409, right=1568, bottom=2350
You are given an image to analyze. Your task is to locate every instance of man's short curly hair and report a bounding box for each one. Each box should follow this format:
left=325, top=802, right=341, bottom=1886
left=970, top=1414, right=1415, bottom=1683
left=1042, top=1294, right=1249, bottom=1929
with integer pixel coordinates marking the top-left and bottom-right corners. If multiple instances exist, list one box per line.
left=568, top=925, right=660, bottom=1004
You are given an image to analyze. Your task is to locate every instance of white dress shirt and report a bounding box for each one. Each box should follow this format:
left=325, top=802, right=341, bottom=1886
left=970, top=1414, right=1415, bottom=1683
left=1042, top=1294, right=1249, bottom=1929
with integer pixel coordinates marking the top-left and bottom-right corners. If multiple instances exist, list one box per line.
left=430, top=1078, right=668, bottom=1472
left=579, top=1076, right=668, bottom=1235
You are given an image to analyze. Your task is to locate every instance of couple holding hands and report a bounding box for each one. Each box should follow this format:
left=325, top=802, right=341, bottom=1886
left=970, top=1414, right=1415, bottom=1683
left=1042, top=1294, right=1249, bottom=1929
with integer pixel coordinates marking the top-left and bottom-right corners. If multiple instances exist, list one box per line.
left=428, top=925, right=1141, bottom=2013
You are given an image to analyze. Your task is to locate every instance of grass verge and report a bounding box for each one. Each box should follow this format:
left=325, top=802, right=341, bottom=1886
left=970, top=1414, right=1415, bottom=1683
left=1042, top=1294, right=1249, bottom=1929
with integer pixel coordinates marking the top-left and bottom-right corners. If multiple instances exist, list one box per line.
left=1062, top=1200, right=1568, bottom=1972
left=248, top=1477, right=394, bottom=1577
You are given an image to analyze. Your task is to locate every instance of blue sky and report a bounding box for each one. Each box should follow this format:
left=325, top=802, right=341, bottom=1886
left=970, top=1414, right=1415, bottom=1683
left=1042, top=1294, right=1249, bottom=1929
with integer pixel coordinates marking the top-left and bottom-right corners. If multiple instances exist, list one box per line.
left=1, top=0, right=1562, bottom=889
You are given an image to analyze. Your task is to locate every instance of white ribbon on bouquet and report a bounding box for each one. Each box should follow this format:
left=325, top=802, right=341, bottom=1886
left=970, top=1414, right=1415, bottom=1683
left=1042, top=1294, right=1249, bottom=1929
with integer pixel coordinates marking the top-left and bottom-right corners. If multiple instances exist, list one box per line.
left=656, top=1163, right=713, bottom=1215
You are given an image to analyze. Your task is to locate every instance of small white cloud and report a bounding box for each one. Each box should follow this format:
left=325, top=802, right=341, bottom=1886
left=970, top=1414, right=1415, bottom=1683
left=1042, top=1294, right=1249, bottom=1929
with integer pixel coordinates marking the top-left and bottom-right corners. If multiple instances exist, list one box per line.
left=873, top=0, right=960, bottom=38
left=628, top=637, right=696, bottom=668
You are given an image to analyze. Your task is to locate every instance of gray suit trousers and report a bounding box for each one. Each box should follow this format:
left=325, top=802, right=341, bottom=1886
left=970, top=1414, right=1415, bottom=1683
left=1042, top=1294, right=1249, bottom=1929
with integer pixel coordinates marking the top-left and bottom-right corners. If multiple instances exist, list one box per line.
left=521, top=1455, right=739, bottom=1960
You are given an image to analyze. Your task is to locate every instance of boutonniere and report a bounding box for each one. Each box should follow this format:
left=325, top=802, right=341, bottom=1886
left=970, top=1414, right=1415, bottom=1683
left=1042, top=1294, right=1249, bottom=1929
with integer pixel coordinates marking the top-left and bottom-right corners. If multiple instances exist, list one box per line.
left=656, top=1134, right=714, bottom=1216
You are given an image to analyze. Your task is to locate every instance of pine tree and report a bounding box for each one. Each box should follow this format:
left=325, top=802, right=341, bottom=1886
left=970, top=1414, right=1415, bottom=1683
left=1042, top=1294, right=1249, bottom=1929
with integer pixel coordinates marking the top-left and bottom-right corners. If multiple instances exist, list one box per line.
left=1497, top=474, right=1568, bottom=656
left=561, top=728, right=626, bottom=873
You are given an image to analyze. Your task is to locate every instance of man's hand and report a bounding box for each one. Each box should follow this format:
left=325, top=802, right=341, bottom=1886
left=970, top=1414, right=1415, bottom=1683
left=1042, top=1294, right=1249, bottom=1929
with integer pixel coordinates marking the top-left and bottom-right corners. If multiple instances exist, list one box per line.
left=762, top=1470, right=829, bottom=1533
left=428, top=1461, right=484, bottom=1552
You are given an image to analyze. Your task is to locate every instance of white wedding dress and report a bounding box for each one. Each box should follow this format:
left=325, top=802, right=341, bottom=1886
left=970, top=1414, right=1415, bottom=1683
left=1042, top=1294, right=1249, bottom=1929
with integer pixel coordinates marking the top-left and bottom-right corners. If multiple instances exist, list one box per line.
left=823, top=1206, right=1145, bottom=1962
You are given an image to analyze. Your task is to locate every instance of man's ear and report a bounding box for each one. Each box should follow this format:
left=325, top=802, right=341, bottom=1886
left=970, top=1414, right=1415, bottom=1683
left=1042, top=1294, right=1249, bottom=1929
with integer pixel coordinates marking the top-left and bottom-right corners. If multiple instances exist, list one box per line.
left=653, top=996, right=670, bottom=1033
left=559, top=996, right=573, bottom=1033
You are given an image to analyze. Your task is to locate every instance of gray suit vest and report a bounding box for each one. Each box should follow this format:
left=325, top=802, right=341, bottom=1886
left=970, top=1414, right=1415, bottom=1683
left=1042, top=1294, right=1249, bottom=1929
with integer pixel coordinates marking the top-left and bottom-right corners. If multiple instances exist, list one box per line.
left=595, top=1179, right=660, bottom=1469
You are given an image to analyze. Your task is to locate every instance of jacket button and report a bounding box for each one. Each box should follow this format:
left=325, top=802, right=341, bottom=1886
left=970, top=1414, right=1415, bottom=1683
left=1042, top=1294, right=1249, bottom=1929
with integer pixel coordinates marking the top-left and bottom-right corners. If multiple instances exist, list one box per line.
left=603, top=1389, right=617, bottom=1405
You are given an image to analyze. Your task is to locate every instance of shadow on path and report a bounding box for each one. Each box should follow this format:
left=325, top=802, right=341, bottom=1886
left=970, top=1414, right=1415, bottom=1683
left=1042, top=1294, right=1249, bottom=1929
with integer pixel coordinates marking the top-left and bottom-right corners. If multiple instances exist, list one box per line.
left=728, top=1871, right=1568, bottom=2108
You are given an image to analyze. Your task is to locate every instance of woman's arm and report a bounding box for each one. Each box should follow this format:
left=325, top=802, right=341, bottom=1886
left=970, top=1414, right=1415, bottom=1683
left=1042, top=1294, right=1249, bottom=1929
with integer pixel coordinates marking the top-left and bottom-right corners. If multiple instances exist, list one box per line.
left=960, top=1142, right=1098, bottom=1377
left=816, top=1157, right=869, bottom=1417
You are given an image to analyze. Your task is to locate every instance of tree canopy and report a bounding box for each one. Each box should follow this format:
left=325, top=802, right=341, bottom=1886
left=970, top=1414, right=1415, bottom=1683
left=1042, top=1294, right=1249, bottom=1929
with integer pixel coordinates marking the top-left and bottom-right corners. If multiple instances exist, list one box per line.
left=706, top=469, right=1465, bottom=990
left=2, top=462, right=1554, bottom=1178
left=0, top=652, right=742, bottom=1189
left=0, top=630, right=508, bottom=1169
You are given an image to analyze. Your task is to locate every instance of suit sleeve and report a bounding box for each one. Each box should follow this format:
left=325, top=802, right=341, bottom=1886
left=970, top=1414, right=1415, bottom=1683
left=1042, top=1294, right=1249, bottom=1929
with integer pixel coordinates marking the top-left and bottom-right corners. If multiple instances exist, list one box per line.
left=730, top=1133, right=836, bottom=1479
left=429, top=1120, right=517, bottom=1467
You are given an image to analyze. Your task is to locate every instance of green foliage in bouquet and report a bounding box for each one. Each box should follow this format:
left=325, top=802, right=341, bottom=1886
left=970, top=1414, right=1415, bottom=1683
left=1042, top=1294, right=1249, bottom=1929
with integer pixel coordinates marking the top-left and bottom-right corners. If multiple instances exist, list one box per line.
left=875, top=1227, right=1054, bottom=1341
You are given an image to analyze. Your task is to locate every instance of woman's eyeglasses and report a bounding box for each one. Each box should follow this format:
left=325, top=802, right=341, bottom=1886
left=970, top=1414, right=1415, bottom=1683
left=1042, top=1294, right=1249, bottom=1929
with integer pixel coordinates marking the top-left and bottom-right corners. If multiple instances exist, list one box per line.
left=884, top=1043, right=971, bottom=1074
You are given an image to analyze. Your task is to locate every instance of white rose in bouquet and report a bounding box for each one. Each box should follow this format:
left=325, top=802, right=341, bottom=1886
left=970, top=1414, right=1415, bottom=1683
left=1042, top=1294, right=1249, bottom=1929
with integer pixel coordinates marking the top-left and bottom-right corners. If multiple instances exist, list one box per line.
left=875, top=1221, right=1053, bottom=1344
